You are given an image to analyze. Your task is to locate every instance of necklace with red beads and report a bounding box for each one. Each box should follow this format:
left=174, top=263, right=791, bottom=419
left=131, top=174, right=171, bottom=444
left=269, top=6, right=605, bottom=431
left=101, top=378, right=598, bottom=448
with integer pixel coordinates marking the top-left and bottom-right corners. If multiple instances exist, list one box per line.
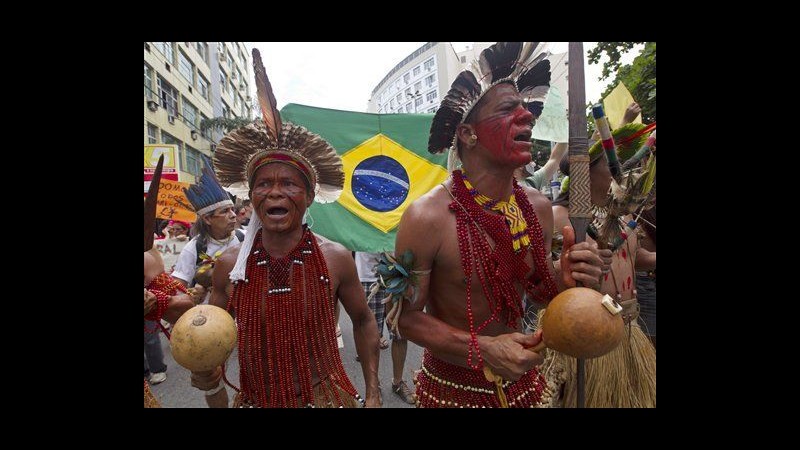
left=448, top=170, right=559, bottom=370
left=228, top=225, right=361, bottom=407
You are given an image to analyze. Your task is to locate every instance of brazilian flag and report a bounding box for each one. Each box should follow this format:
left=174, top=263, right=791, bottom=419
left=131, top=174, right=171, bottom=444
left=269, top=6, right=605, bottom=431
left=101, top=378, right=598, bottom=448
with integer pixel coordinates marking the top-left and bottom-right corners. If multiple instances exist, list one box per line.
left=281, top=103, right=449, bottom=252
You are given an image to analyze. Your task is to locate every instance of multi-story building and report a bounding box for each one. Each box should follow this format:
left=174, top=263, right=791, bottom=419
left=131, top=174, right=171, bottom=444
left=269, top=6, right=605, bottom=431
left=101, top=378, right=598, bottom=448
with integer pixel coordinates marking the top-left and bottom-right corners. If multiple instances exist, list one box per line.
left=367, top=42, right=458, bottom=115
left=367, top=42, right=567, bottom=118
left=144, top=42, right=252, bottom=183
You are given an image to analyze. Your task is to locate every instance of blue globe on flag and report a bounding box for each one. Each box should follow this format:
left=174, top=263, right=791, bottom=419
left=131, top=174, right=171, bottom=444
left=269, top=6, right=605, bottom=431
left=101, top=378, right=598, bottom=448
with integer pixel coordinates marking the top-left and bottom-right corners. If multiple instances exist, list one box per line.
left=352, top=156, right=409, bottom=212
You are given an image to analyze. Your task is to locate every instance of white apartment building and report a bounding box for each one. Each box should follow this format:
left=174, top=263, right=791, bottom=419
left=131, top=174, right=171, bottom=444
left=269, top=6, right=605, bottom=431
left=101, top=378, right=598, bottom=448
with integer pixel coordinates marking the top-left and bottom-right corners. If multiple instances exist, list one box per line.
left=367, top=42, right=567, bottom=119
left=144, top=42, right=252, bottom=183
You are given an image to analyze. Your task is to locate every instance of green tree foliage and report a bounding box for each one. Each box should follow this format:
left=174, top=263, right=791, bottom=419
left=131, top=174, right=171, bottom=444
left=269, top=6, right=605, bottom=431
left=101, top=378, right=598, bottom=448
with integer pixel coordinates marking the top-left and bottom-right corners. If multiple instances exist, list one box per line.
left=200, top=117, right=254, bottom=134
left=589, top=42, right=656, bottom=123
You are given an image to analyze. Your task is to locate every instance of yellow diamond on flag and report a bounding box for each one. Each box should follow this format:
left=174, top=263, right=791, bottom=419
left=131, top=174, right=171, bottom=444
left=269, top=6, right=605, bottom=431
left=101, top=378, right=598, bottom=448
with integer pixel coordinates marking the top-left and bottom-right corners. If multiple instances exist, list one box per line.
left=339, top=134, right=448, bottom=233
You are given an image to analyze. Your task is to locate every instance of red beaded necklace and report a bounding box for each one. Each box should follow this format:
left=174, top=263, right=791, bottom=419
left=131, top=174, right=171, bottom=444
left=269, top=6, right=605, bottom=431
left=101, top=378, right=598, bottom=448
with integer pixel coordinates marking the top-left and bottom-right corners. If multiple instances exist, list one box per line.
left=229, top=226, right=359, bottom=407
left=449, top=170, right=559, bottom=370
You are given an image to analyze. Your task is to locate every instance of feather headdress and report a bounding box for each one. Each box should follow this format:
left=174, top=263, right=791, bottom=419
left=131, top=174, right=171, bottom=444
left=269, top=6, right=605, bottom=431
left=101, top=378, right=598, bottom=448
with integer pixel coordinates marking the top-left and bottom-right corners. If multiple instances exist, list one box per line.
left=184, top=155, right=234, bottom=216
left=428, top=42, right=551, bottom=159
left=213, top=48, right=344, bottom=282
left=214, top=49, right=343, bottom=204
left=588, top=122, right=650, bottom=164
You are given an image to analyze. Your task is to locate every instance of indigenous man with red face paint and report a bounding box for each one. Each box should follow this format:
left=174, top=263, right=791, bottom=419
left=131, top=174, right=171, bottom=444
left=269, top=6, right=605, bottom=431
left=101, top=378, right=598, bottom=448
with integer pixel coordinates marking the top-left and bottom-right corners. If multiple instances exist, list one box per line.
left=188, top=49, right=381, bottom=408
left=390, top=42, right=604, bottom=408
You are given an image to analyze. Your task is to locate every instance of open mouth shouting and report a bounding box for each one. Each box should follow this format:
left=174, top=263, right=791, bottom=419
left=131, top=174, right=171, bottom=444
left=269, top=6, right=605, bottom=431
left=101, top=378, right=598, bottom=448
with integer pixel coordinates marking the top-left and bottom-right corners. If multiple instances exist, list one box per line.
left=513, top=128, right=532, bottom=145
left=266, top=206, right=290, bottom=220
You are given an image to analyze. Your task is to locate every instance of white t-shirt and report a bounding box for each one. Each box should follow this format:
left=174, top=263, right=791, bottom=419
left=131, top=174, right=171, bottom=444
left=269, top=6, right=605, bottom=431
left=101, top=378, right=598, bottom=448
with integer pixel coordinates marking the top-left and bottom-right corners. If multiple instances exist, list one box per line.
left=354, top=252, right=381, bottom=283
left=171, top=234, right=240, bottom=286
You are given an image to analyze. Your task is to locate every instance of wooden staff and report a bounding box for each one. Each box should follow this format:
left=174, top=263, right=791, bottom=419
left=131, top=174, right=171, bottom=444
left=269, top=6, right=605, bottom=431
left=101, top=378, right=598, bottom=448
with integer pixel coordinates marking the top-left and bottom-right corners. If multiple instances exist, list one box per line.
left=567, top=42, right=590, bottom=408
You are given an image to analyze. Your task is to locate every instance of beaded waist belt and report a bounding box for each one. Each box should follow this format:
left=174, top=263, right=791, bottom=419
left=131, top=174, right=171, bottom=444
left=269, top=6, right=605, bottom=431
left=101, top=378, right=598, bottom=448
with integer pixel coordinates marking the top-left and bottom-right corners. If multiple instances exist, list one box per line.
left=415, top=350, right=546, bottom=408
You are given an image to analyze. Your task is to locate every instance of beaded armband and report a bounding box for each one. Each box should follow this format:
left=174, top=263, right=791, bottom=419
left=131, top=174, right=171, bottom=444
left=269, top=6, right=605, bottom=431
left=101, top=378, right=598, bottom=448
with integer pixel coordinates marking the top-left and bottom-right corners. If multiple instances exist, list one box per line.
left=144, top=288, right=171, bottom=323
left=369, top=250, right=428, bottom=335
left=144, top=272, right=188, bottom=323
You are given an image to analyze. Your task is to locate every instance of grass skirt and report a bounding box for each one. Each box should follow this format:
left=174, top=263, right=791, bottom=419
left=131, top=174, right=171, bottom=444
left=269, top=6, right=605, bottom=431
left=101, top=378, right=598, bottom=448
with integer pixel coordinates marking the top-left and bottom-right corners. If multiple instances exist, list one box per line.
left=537, top=311, right=656, bottom=408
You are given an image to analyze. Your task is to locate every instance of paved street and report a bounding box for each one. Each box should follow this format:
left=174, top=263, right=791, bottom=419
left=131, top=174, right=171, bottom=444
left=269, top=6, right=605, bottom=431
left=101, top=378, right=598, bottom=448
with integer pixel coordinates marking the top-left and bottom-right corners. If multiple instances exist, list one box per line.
left=149, top=308, right=424, bottom=408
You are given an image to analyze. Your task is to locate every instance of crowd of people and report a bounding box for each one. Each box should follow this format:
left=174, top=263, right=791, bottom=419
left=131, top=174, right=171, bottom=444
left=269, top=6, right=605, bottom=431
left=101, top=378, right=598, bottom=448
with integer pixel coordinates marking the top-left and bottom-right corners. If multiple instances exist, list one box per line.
left=144, top=42, right=655, bottom=408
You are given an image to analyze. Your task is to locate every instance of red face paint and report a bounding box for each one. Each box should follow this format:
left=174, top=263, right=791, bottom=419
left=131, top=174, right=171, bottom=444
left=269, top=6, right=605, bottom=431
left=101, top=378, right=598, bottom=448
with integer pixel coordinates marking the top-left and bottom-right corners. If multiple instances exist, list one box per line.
left=472, top=84, right=534, bottom=167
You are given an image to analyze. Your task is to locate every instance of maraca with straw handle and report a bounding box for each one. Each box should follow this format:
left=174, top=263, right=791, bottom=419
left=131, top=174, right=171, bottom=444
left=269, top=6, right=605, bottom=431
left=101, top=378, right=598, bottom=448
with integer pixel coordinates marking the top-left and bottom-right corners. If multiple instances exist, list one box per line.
left=482, top=287, right=625, bottom=407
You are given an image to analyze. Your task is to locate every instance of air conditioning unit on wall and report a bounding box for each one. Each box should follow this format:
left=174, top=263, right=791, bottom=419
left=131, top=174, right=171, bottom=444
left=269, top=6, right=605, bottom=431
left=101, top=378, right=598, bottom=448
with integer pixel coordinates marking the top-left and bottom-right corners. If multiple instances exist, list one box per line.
left=167, top=115, right=175, bottom=124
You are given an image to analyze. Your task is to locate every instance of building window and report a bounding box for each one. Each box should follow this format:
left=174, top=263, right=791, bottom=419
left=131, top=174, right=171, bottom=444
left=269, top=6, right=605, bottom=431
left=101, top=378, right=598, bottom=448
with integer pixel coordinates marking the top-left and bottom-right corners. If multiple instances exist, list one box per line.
left=227, top=51, right=234, bottom=69
left=158, top=76, right=178, bottom=116
left=415, top=97, right=423, bottom=108
left=406, top=103, right=412, bottom=113
left=405, top=87, right=412, bottom=97
left=154, top=42, right=174, bottom=64
left=390, top=99, right=396, bottom=108
left=147, top=123, right=158, bottom=144
left=426, top=90, right=437, bottom=102
left=413, top=66, right=420, bottom=76
left=230, top=81, right=237, bottom=100
left=222, top=101, right=231, bottom=119
left=144, top=63, right=153, bottom=97
left=427, top=107, right=437, bottom=113
left=200, top=113, right=210, bottom=138
left=233, top=91, right=240, bottom=109
left=403, top=73, right=410, bottom=84
left=196, top=42, right=208, bottom=64
left=460, top=56, right=466, bottom=63
left=425, top=74, right=436, bottom=88
left=396, top=94, right=402, bottom=104
left=414, top=81, right=422, bottom=93
left=185, top=145, right=202, bottom=176
left=198, top=74, right=209, bottom=100
left=161, top=132, right=183, bottom=170
left=220, top=67, right=228, bottom=94
left=182, top=97, right=198, bottom=127
left=178, top=50, right=195, bottom=86
left=424, top=58, right=434, bottom=71
left=240, top=97, right=247, bottom=118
